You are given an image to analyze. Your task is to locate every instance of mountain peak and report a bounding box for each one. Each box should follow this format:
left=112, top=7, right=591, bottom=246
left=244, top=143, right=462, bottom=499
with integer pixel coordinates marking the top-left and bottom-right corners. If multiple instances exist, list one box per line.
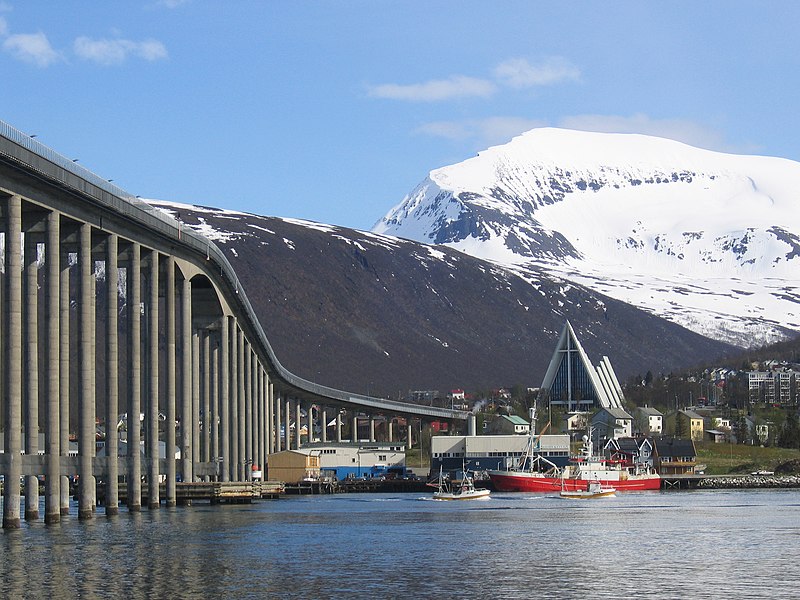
left=373, top=128, right=800, bottom=346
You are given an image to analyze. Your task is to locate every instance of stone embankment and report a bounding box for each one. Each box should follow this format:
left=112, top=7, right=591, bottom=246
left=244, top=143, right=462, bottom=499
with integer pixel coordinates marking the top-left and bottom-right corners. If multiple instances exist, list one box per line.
left=697, top=475, right=800, bottom=489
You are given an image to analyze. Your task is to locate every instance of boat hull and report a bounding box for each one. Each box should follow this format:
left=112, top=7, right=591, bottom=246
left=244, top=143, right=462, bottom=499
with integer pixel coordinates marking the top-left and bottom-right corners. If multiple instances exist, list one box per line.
left=433, top=488, right=491, bottom=501
left=560, top=489, right=616, bottom=499
left=488, top=471, right=660, bottom=493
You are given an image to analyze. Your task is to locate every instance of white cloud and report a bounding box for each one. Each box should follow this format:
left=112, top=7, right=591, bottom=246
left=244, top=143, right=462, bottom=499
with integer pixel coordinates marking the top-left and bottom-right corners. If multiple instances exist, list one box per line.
left=3, top=31, right=60, bottom=67
left=156, top=0, right=190, bottom=7
left=416, top=116, right=547, bottom=147
left=73, top=36, right=168, bottom=66
left=367, top=75, right=496, bottom=102
left=493, top=57, right=581, bottom=89
left=558, top=113, right=737, bottom=152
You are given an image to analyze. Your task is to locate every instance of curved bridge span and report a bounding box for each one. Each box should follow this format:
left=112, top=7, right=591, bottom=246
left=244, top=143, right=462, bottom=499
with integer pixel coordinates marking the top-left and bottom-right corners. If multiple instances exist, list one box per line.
left=0, top=120, right=471, bottom=527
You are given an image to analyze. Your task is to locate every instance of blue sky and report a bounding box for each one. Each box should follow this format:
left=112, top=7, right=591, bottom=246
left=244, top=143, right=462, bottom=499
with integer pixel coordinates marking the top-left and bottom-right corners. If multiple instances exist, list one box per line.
left=2, top=1, right=799, bottom=231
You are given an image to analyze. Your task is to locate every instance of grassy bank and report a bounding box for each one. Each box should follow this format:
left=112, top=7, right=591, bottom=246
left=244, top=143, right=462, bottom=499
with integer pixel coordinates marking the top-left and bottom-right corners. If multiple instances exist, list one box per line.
left=695, top=442, right=800, bottom=475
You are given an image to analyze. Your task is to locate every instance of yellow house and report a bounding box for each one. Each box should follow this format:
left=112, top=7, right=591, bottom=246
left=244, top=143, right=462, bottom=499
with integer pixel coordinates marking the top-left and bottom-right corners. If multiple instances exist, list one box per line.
left=267, top=450, right=320, bottom=483
left=677, top=410, right=705, bottom=442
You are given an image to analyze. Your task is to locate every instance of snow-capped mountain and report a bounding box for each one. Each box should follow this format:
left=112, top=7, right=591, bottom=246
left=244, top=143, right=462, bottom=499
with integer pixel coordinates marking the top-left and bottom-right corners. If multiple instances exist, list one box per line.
left=373, top=128, right=800, bottom=347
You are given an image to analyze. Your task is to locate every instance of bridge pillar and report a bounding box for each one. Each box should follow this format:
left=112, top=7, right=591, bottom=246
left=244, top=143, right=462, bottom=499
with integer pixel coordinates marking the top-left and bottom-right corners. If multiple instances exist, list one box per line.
left=126, top=242, right=143, bottom=511
left=165, top=255, right=177, bottom=507
left=59, top=242, right=71, bottom=515
left=268, top=387, right=274, bottom=456
left=201, top=329, right=210, bottom=481
left=307, top=402, right=319, bottom=444
left=274, top=390, right=281, bottom=452
left=78, top=223, right=96, bottom=519
left=407, top=419, right=413, bottom=450
left=3, top=194, right=23, bottom=529
left=262, top=369, right=268, bottom=468
left=191, top=328, right=202, bottom=481
left=44, top=211, right=61, bottom=524
left=245, top=345, right=253, bottom=479
left=295, top=400, right=301, bottom=450
left=369, top=416, right=376, bottom=443
left=258, top=366, right=266, bottom=472
left=105, top=233, right=120, bottom=515
left=352, top=415, right=359, bottom=443
left=236, top=329, right=245, bottom=480
left=184, top=278, right=196, bottom=484
left=321, top=408, right=327, bottom=443
left=146, top=249, right=160, bottom=509
left=336, top=410, right=342, bottom=443
left=219, top=316, right=230, bottom=482
left=284, top=397, right=291, bottom=451
left=467, top=414, right=477, bottom=436
left=387, top=419, right=393, bottom=443
left=210, top=329, right=219, bottom=482
left=230, top=321, right=240, bottom=481
left=24, top=231, right=40, bottom=521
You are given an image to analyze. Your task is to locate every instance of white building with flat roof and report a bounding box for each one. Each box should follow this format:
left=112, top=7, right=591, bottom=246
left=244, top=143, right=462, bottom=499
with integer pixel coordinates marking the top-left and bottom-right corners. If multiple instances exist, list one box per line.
left=430, top=434, right=570, bottom=476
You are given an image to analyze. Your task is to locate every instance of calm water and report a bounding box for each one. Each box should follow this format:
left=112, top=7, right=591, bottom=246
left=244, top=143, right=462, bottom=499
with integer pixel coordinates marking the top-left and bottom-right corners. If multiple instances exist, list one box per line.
left=1, top=489, right=799, bottom=599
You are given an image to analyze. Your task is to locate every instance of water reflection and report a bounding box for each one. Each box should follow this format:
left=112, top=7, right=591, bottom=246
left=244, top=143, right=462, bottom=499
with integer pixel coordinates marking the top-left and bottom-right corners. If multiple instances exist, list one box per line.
left=1, top=490, right=799, bottom=599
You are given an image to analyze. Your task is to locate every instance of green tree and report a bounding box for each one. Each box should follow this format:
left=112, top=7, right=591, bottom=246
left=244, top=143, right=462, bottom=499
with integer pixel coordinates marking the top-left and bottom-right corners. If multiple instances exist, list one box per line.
left=674, top=412, right=686, bottom=439
left=777, top=411, right=800, bottom=449
left=733, top=414, right=750, bottom=445
left=645, top=370, right=654, bottom=387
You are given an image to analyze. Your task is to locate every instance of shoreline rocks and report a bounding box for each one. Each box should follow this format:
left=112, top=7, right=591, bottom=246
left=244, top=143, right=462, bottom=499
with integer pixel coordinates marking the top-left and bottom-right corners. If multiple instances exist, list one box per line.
left=696, top=475, right=800, bottom=489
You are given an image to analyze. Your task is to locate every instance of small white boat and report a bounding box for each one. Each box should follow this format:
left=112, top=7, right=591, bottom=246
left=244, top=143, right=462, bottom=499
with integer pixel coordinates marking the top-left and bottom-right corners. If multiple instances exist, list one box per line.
left=430, top=466, right=490, bottom=501
left=559, top=479, right=616, bottom=499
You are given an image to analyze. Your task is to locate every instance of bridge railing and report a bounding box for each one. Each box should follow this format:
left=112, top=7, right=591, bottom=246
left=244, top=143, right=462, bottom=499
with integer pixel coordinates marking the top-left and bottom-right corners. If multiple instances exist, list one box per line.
left=0, top=120, right=469, bottom=421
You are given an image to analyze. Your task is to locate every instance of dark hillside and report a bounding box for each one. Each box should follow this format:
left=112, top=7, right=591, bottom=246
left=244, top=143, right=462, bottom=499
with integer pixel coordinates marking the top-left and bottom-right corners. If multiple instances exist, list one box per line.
left=152, top=202, right=736, bottom=398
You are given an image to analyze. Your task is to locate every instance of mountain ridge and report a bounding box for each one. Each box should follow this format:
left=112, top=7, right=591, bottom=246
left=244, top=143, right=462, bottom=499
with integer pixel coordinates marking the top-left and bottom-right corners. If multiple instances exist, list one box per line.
left=374, top=128, right=800, bottom=347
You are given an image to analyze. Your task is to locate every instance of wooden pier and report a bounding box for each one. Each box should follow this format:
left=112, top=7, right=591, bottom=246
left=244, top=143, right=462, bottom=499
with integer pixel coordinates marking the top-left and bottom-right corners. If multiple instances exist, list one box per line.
left=112, top=481, right=285, bottom=505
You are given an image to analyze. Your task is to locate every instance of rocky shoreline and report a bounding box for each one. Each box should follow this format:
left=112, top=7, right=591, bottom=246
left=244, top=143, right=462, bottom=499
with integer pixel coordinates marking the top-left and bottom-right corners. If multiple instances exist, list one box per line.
left=696, top=475, right=800, bottom=489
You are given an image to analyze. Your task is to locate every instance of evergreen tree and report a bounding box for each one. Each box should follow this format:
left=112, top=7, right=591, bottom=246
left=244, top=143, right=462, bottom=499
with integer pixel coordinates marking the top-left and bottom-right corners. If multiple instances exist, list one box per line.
left=778, top=411, right=800, bottom=449
left=674, top=412, right=686, bottom=439
left=734, top=415, right=750, bottom=445
left=645, top=370, right=654, bottom=387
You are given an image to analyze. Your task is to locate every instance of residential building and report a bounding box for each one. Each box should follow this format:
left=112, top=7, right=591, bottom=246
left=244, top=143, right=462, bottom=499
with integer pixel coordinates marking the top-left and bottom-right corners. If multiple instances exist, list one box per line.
left=566, top=412, right=589, bottom=432
left=748, top=370, right=796, bottom=405
left=485, top=414, right=531, bottom=435
left=675, top=410, right=705, bottom=442
left=592, top=407, right=633, bottom=440
left=409, top=390, right=439, bottom=404
left=604, top=437, right=655, bottom=469
left=653, top=438, right=697, bottom=475
left=636, top=406, right=663, bottom=435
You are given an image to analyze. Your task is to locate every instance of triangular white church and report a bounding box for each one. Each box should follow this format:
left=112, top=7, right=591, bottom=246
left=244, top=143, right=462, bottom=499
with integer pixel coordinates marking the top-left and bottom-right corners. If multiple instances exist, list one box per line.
left=539, top=321, right=625, bottom=411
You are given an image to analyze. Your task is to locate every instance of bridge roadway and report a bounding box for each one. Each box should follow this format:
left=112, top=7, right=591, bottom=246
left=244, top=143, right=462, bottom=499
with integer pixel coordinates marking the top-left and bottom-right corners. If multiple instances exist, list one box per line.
left=0, top=120, right=473, bottom=528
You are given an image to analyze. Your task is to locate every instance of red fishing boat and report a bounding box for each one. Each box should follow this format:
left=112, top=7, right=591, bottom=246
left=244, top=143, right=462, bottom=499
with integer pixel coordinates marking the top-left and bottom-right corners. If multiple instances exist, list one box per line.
left=488, top=428, right=660, bottom=493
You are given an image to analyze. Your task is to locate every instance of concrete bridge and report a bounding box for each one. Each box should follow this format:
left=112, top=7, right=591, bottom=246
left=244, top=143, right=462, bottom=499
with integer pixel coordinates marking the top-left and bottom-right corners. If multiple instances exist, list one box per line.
left=0, top=120, right=473, bottom=528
